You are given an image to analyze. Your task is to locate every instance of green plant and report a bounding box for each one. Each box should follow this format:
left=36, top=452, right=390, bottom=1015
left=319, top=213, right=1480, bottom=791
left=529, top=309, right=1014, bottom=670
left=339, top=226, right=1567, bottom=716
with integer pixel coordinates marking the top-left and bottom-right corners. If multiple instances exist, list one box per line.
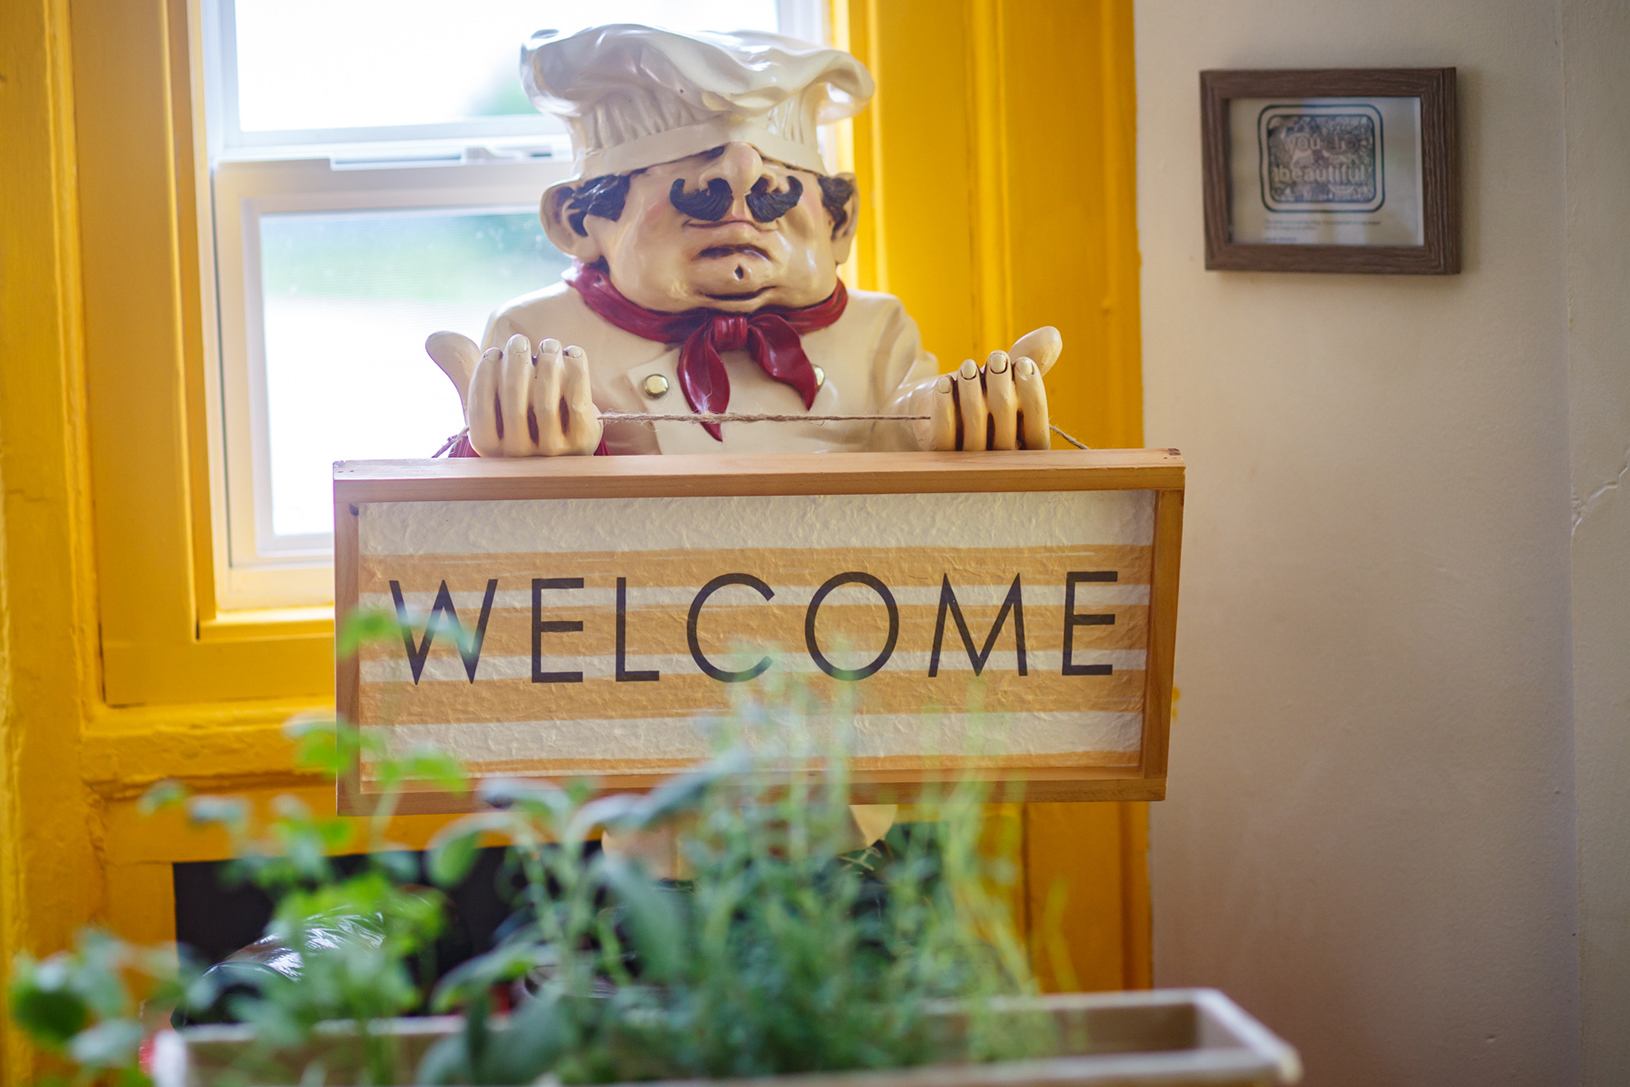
left=8, top=929, right=191, bottom=1087
left=10, top=609, right=467, bottom=1086
left=9, top=618, right=1056, bottom=1087
left=417, top=683, right=1053, bottom=1085
left=157, top=714, right=466, bottom=1086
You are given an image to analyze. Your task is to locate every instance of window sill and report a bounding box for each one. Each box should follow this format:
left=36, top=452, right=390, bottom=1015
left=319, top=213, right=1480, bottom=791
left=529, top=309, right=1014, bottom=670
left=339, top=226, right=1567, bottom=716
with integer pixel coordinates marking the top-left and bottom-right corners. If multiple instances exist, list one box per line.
left=198, top=605, right=333, bottom=642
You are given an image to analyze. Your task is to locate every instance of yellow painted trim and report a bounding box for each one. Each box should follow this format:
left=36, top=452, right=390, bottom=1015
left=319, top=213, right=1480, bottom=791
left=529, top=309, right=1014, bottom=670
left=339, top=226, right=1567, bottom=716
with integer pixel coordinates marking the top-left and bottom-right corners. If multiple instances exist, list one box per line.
left=72, top=0, right=333, bottom=709
left=1120, top=800, right=1153, bottom=988
left=827, top=0, right=858, bottom=289
left=832, top=0, right=888, bottom=295
left=837, top=0, right=1148, bottom=990
left=965, top=0, right=1014, bottom=355
left=172, top=0, right=227, bottom=628
left=197, top=607, right=335, bottom=642
left=106, top=787, right=472, bottom=868
left=1000, top=0, right=1144, bottom=448
left=0, top=0, right=105, bottom=1076
left=82, top=700, right=325, bottom=798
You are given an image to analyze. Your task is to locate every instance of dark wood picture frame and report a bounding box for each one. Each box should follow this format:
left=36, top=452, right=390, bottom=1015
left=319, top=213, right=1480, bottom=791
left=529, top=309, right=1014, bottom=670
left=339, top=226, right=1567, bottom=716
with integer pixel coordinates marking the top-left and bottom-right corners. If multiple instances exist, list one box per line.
left=1201, top=68, right=1459, bottom=274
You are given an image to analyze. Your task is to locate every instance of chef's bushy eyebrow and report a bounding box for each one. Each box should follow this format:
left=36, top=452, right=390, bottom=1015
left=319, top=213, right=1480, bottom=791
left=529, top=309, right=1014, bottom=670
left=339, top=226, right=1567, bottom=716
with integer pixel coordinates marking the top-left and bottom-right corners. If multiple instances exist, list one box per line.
left=563, top=163, right=857, bottom=237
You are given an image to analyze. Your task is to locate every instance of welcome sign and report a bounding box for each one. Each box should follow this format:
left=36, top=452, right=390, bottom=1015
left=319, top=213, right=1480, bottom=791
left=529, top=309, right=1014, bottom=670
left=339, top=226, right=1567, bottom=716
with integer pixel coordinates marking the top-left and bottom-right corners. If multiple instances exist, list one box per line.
left=334, top=451, right=1183, bottom=814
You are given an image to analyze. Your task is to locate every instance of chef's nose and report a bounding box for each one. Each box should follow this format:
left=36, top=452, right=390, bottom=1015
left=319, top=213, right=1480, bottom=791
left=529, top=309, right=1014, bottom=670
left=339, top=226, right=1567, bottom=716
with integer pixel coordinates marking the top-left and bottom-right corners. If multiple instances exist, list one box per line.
left=697, top=142, right=774, bottom=197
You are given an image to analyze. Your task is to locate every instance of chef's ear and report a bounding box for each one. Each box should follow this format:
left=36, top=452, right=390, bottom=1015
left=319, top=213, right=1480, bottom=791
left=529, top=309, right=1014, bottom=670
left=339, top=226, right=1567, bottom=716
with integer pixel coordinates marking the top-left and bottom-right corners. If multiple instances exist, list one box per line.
left=541, top=184, right=605, bottom=264
left=828, top=172, right=861, bottom=265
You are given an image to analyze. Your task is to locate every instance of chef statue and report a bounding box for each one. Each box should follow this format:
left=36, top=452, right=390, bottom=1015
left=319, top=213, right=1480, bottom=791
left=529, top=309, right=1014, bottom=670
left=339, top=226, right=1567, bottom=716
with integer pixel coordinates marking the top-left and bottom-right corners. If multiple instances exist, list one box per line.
left=425, top=23, right=1061, bottom=459
left=423, top=25, right=1064, bottom=860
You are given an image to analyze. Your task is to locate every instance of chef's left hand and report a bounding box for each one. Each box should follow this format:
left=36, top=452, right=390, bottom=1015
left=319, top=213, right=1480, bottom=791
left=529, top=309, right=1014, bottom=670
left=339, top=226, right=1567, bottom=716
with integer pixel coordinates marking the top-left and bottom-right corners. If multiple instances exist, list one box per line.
left=928, top=326, right=1062, bottom=451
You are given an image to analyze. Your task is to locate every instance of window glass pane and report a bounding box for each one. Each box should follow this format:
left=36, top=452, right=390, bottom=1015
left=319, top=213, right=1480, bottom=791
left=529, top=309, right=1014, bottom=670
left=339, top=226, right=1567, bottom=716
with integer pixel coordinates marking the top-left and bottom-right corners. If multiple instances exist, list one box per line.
left=259, top=209, right=570, bottom=537
left=233, top=0, right=782, bottom=133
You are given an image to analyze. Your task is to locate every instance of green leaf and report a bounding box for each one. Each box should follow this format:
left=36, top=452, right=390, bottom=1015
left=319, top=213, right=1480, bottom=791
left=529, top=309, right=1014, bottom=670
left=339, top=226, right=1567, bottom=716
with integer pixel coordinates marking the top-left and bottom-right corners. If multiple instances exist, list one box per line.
left=478, top=778, right=572, bottom=824
left=180, top=969, right=223, bottom=1017
left=430, top=942, right=554, bottom=1013
left=137, top=780, right=188, bottom=816
left=186, top=795, right=248, bottom=832
left=400, top=748, right=468, bottom=794
left=594, top=854, right=687, bottom=984
left=565, top=793, right=643, bottom=844
left=337, top=606, right=403, bottom=659
left=270, top=793, right=311, bottom=822
left=317, top=816, right=355, bottom=851
left=115, top=1066, right=155, bottom=1087
left=374, top=849, right=419, bottom=884
left=627, top=749, right=752, bottom=830
left=489, top=989, right=573, bottom=1083
left=9, top=983, right=89, bottom=1047
left=416, top=1031, right=474, bottom=1086
left=66, top=1018, right=145, bottom=1068
left=427, top=828, right=481, bottom=889
left=283, top=715, right=356, bottom=775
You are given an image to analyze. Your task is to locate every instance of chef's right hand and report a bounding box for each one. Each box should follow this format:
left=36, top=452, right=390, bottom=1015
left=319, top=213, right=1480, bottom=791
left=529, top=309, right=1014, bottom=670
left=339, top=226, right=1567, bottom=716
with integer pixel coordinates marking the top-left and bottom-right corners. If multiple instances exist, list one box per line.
left=427, top=332, right=603, bottom=457
left=927, top=326, right=1060, bottom=451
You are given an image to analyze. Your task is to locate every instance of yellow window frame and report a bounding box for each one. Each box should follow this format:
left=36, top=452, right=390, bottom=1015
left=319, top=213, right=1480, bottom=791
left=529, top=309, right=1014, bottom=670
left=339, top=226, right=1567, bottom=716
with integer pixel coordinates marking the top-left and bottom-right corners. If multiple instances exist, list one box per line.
left=65, top=0, right=1151, bottom=996
left=75, top=0, right=333, bottom=711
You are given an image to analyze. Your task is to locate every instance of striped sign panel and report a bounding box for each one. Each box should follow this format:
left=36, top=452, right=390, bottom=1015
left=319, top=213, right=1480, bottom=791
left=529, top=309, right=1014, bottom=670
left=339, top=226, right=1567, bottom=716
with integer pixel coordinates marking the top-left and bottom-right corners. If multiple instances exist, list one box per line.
left=335, top=452, right=1182, bottom=812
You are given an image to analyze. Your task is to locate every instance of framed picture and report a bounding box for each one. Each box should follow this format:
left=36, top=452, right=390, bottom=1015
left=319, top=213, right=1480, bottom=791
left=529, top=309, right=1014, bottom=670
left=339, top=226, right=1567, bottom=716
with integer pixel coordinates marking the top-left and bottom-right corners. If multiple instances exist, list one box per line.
left=1201, top=68, right=1458, bottom=274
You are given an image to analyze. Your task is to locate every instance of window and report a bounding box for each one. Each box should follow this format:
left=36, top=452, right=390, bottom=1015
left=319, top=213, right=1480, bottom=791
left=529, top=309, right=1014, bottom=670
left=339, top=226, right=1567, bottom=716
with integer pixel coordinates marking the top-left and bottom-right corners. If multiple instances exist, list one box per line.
left=200, top=0, right=823, bottom=610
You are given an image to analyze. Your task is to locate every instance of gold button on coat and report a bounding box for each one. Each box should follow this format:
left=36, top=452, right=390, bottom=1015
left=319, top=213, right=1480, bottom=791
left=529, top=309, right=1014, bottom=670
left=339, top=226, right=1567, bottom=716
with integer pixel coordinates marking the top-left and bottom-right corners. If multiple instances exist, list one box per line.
left=641, top=373, right=670, bottom=398
left=812, top=365, right=826, bottom=389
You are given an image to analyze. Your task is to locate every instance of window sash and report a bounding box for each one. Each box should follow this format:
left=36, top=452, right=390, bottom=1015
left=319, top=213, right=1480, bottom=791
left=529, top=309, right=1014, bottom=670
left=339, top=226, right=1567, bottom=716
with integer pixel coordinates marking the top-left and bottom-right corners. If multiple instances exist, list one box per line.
left=204, top=0, right=564, bottom=155
left=198, top=0, right=825, bottom=612
left=203, top=0, right=824, bottom=155
left=209, top=156, right=572, bottom=609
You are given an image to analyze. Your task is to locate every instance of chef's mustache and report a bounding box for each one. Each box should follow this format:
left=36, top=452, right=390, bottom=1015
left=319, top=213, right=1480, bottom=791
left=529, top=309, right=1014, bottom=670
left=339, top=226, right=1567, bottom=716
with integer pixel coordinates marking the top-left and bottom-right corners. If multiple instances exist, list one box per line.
left=669, top=176, right=804, bottom=223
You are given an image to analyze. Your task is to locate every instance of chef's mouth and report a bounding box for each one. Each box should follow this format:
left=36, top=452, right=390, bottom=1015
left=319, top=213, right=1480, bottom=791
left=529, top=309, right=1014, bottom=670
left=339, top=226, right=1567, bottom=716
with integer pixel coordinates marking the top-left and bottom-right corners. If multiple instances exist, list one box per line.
left=696, top=244, right=772, bottom=261
left=702, top=286, right=774, bottom=301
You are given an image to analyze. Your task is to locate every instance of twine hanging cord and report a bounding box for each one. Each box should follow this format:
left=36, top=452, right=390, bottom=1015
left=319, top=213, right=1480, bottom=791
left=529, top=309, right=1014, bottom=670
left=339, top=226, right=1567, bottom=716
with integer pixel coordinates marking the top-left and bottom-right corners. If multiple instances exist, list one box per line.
left=600, top=411, right=917, bottom=423
left=436, top=414, right=1090, bottom=454
left=597, top=411, right=1092, bottom=450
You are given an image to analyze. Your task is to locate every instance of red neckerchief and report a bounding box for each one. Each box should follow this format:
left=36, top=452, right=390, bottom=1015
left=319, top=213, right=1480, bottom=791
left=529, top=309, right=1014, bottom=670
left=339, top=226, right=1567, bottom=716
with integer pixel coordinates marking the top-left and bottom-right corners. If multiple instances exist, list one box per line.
left=565, top=262, right=847, bottom=441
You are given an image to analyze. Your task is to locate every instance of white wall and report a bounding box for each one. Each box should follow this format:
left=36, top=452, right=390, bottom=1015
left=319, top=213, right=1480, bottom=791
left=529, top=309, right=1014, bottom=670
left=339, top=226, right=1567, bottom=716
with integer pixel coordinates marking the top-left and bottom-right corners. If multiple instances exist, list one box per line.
left=1134, top=2, right=1593, bottom=1084
left=1562, top=2, right=1630, bottom=1084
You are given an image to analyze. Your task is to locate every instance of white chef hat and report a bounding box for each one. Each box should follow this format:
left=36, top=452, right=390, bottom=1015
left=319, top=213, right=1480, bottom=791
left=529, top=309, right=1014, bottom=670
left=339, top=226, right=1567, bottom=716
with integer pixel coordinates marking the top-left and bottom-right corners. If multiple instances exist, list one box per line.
left=522, top=24, right=874, bottom=181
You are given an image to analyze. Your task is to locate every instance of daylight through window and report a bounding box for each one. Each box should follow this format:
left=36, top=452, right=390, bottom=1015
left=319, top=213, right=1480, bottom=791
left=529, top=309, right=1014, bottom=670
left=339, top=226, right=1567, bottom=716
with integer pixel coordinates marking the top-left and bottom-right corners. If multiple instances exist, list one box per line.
left=200, top=0, right=816, bottom=609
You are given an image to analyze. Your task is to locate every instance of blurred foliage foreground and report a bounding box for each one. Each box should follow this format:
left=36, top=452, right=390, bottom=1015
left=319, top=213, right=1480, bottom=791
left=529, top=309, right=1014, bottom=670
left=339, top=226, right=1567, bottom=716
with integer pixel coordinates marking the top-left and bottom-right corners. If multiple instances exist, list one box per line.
left=11, top=620, right=1055, bottom=1087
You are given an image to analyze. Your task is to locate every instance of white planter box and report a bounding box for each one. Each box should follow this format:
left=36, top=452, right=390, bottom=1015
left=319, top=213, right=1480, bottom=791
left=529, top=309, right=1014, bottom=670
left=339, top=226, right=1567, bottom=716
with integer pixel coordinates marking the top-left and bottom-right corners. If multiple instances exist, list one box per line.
left=152, top=989, right=1300, bottom=1087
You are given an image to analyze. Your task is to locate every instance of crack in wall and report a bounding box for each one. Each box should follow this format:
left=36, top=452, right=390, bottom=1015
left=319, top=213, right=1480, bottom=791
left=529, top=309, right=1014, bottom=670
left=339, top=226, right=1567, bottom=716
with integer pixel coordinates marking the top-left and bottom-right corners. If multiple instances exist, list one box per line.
left=1572, top=446, right=1630, bottom=538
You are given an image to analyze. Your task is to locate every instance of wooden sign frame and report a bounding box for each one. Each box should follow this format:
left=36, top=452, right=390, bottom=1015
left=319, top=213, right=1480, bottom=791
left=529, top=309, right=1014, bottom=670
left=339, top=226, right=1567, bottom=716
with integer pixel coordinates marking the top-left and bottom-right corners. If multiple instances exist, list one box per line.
left=334, top=450, right=1183, bottom=814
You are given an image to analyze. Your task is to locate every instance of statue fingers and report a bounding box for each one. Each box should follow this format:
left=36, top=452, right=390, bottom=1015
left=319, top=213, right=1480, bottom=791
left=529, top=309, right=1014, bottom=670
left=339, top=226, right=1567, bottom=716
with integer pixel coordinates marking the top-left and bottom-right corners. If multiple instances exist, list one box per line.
left=1010, top=326, right=1062, bottom=378
left=955, top=359, right=989, bottom=452
left=929, top=374, right=958, bottom=450
left=561, top=345, right=603, bottom=455
left=1014, top=357, right=1052, bottom=449
left=531, top=338, right=567, bottom=455
left=500, top=334, right=537, bottom=456
left=426, top=331, right=480, bottom=411
left=985, top=351, right=1019, bottom=450
left=466, top=347, right=506, bottom=457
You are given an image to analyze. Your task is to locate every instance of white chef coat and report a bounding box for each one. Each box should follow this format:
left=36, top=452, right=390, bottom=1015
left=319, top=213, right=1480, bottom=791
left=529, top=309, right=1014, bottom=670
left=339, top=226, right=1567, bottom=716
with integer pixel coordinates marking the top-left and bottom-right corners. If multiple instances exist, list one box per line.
left=480, top=281, right=942, bottom=455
